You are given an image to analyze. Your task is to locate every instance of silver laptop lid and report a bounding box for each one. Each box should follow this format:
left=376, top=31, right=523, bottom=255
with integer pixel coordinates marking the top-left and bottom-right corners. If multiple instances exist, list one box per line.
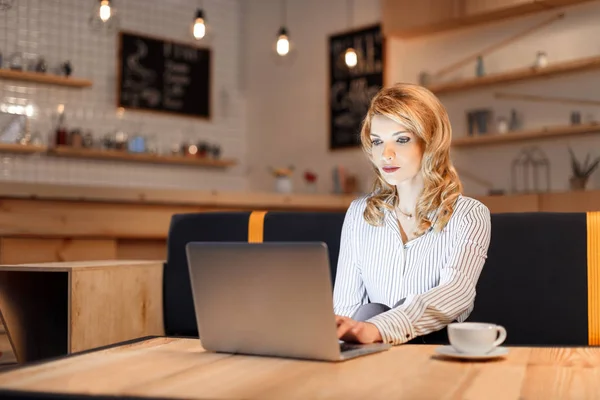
left=185, top=242, right=341, bottom=361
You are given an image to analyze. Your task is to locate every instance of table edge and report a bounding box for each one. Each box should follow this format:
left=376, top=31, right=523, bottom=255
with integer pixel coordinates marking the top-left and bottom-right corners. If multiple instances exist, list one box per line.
left=2, top=337, right=599, bottom=399
left=0, top=335, right=175, bottom=373
left=0, top=335, right=195, bottom=398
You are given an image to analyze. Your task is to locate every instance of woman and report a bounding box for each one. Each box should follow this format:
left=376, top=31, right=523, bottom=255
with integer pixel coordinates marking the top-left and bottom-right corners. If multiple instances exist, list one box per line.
left=333, top=83, right=491, bottom=346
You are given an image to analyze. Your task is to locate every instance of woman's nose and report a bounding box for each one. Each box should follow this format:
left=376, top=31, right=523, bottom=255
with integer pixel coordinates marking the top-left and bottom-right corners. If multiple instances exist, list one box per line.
left=382, top=145, right=395, bottom=161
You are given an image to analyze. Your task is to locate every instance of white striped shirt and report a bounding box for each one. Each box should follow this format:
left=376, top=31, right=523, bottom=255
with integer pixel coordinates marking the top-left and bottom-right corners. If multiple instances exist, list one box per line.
left=333, top=194, right=492, bottom=345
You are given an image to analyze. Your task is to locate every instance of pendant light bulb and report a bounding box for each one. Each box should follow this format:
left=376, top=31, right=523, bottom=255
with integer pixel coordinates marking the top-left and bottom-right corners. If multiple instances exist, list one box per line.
left=345, top=48, right=357, bottom=68
left=99, top=0, right=111, bottom=22
left=276, top=27, right=290, bottom=56
left=89, top=0, right=118, bottom=31
left=193, top=9, right=206, bottom=40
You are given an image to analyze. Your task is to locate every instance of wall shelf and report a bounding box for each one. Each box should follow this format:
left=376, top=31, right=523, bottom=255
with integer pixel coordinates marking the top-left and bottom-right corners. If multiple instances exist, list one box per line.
left=47, top=146, right=237, bottom=168
left=383, top=0, right=595, bottom=39
left=0, top=143, right=46, bottom=154
left=0, top=144, right=236, bottom=168
left=427, top=55, right=600, bottom=95
left=0, top=69, right=92, bottom=88
left=452, top=123, right=600, bottom=147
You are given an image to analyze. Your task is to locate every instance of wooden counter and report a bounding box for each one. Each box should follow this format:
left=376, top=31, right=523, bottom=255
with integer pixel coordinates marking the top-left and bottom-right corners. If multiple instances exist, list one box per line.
left=0, top=182, right=357, bottom=264
left=0, top=181, right=357, bottom=210
left=0, top=182, right=597, bottom=264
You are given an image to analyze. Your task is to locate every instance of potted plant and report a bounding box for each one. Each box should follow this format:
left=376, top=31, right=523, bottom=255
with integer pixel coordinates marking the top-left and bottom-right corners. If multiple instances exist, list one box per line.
left=268, top=165, right=294, bottom=193
left=569, top=147, right=599, bottom=191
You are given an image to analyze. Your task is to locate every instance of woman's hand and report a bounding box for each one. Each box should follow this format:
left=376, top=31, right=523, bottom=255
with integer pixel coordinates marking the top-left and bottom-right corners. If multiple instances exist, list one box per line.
left=335, top=315, right=383, bottom=344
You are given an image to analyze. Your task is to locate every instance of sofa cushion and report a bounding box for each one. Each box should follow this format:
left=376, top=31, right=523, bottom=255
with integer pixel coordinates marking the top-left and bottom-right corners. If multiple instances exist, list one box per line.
left=262, top=211, right=346, bottom=287
left=163, top=212, right=251, bottom=336
left=468, top=212, right=588, bottom=345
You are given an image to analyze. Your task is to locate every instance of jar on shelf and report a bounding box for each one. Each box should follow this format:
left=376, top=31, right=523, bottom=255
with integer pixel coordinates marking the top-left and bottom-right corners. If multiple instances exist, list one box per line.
left=534, top=51, right=548, bottom=68
left=8, top=52, right=23, bottom=71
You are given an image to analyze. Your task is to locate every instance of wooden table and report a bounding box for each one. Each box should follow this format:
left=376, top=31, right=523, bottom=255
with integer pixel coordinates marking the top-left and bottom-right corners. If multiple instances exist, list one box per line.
left=0, top=336, right=598, bottom=399
left=0, top=260, right=164, bottom=364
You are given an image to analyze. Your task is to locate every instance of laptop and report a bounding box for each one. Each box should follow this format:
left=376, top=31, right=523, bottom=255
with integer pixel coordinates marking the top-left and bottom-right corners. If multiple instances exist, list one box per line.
left=185, top=241, right=391, bottom=362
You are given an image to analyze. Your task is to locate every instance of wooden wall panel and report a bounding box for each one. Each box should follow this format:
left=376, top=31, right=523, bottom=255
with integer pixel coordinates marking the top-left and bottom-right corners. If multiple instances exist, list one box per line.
left=0, top=238, right=117, bottom=264
left=539, top=190, right=600, bottom=212
left=0, top=199, right=200, bottom=239
left=474, top=193, right=540, bottom=213
left=117, top=240, right=167, bottom=261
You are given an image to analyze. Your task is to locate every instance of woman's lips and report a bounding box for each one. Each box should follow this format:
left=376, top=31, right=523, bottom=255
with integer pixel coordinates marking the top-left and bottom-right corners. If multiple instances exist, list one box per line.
left=382, top=166, right=400, bottom=173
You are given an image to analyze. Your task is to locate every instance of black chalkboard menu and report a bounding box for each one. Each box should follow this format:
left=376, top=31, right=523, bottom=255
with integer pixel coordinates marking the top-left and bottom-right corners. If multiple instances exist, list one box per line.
left=328, top=24, right=383, bottom=150
left=117, top=31, right=211, bottom=119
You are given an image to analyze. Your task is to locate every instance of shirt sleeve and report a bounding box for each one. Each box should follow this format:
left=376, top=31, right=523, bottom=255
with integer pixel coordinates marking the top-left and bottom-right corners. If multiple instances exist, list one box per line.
left=333, top=200, right=369, bottom=317
left=367, top=203, right=492, bottom=345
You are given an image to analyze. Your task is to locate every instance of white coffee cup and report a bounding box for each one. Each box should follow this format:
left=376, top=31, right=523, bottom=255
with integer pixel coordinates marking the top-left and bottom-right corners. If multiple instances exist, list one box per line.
left=447, top=322, right=507, bottom=354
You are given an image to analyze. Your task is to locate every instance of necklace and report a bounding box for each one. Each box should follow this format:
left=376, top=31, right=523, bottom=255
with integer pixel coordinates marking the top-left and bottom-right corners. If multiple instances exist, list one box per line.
left=396, top=207, right=413, bottom=220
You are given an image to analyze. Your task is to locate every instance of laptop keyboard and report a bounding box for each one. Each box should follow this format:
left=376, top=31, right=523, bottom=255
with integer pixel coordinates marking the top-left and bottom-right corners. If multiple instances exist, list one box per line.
left=339, top=342, right=364, bottom=352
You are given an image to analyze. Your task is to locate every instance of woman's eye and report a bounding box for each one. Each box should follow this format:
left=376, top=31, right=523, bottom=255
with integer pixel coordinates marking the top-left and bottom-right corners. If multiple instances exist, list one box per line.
left=371, top=139, right=382, bottom=145
left=397, top=137, right=410, bottom=144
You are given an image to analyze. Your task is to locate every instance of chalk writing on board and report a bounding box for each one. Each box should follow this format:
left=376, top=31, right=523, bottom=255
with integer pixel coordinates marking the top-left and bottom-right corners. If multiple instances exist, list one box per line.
left=118, top=31, right=210, bottom=119
left=121, top=39, right=160, bottom=108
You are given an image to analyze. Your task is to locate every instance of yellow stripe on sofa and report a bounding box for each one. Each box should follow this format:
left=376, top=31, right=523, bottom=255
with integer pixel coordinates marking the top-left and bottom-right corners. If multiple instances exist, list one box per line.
left=248, top=211, right=267, bottom=243
left=588, top=211, right=600, bottom=345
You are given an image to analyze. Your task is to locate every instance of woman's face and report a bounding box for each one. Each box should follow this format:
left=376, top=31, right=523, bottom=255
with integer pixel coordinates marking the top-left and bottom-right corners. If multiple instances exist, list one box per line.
left=369, top=114, right=424, bottom=187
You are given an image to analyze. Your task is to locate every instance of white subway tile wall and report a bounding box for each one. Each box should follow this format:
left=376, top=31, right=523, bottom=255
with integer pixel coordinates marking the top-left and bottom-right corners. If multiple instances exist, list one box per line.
left=0, top=0, right=247, bottom=190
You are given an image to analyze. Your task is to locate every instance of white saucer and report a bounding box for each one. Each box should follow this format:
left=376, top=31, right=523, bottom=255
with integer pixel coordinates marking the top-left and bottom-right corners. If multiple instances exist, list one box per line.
left=435, top=345, right=509, bottom=360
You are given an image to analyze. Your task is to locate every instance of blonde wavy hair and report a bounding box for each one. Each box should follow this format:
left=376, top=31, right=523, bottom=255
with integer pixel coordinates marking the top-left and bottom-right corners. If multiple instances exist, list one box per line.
left=360, top=82, right=463, bottom=236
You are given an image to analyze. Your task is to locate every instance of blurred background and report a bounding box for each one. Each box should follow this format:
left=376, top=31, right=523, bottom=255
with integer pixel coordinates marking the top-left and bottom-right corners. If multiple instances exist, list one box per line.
left=0, top=0, right=596, bottom=196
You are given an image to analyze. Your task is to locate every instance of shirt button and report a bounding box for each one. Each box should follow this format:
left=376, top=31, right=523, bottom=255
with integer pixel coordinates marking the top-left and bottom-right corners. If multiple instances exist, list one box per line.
left=406, top=334, right=410, bottom=338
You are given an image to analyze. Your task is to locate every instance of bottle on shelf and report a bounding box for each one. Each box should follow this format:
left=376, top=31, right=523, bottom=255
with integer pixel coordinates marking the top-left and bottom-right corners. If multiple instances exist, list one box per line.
left=54, top=108, right=68, bottom=147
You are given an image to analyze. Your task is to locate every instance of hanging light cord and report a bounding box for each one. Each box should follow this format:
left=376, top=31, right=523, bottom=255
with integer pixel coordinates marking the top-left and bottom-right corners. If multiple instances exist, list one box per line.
left=347, top=0, right=353, bottom=29
left=281, top=0, right=287, bottom=27
left=4, top=12, right=8, bottom=53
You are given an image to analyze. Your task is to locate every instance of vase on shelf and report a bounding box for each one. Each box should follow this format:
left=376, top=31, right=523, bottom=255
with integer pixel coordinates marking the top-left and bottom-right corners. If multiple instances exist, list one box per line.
left=274, top=176, right=292, bottom=193
left=569, top=176, right=588, bottom=191
left=475, top=56, right=484, bottom=77
left=496, top=117, right=508, bottom=134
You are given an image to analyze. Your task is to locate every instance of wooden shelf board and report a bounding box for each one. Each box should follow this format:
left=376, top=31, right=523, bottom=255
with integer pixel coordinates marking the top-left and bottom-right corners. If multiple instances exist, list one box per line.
left=383, top=0, right=595, bottom=39
left=427, top=55, right=600, bottom=95
left=0, top=143, right=47, bottom=154
left=48, top=146, right=236, bottom=168
left=385, top=2, right=546, bottom=38
left=452, top=123, right=600, bottom=147
left=0, top=69, right=92, bottom=88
